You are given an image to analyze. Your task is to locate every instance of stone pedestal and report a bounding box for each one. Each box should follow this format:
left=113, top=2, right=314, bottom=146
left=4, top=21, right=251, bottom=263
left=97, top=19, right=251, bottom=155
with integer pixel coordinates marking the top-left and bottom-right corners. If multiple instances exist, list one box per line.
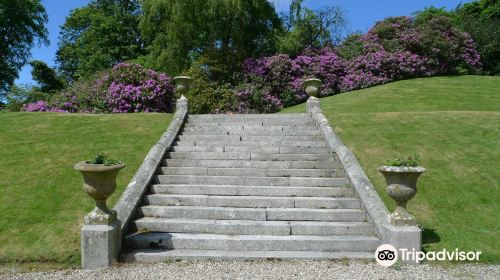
left=306, top=96, right=320, bottom=113
left=81, top=218, right=120, bottom=269
left=382, top=223, right=421, bottom=265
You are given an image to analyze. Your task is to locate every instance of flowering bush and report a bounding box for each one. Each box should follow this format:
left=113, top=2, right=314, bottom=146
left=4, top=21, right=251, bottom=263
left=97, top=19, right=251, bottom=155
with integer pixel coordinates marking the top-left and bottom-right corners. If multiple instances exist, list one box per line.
left=23, top=101, right=69, bottom=113
left=364, top=16, right=481, bottom=73
left=23, top=63, right=174, bottom=113
left=238, top=48, right=347, bottom=112
left=236, top=14, right=481, bottom=113
left=97, top=63, right=175, bottom=113
left=340, top=51, right=433, bottom=91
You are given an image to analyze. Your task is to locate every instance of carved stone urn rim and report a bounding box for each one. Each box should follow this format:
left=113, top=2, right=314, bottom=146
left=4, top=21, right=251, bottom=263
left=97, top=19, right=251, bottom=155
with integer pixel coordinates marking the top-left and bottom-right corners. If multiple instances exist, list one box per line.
left=303, top=78, right=322, bottom=86
left=377, top=165, right=426, bottom=173
left=74, top=161, right=126, bottom=172
left=173, top=76, right=193, bottom=84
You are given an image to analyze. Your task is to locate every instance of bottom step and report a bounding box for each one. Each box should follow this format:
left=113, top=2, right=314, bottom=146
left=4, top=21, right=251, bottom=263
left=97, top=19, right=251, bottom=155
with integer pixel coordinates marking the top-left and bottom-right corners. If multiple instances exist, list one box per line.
left=121, top=249, right=375, bottom=262
left=125, top=233, right=380, bottom=251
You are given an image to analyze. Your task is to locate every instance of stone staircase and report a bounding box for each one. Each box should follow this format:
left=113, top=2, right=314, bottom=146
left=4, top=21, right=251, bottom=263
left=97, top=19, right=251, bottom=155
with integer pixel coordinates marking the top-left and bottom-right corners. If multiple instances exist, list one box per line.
left=121, top=113, right=381, bottom=261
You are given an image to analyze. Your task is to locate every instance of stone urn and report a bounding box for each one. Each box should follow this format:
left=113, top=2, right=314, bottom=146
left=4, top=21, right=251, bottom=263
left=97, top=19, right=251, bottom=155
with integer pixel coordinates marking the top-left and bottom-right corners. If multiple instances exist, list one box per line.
left=378, top=166, right=426, bottom=226
left=173, top=76, right=193, bottom=96
left=303, top=78, right=322, bottom=97
left=74, top=162, right=126, bottom=225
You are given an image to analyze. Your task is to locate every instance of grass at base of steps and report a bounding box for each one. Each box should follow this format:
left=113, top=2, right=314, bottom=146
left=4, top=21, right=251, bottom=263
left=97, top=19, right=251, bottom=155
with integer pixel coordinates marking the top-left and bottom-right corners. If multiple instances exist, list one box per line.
left=282, top=76, right=500, bottom=263
left=0, top=113, right=173, bottom=267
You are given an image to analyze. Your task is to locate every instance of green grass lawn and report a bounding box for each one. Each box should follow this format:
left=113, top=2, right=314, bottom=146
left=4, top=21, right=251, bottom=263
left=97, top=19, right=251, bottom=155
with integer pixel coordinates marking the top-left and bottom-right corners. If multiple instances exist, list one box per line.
left=0, top=113, right=172, bottom=267
left=283, top=75, right=500, bottom=263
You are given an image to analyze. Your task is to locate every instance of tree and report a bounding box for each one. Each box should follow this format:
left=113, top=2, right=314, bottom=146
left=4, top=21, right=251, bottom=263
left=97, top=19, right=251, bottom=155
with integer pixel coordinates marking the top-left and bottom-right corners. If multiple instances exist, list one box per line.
left=456, top=0, right=500, bottom=74
left=277, top=0, right=346, bottom=56
left=56, top=0, right=144, bottom=81
left=29, top=60, right=66, bottom=93
left=0, top=0, right=48, bottom=98
left=139, top=0, right=282, bottom=78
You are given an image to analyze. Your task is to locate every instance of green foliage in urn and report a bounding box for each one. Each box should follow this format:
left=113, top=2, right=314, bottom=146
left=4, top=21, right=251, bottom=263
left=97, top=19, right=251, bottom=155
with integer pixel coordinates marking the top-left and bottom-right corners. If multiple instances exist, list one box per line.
left=385, top=155, right=421, bottom=167
left=87, top=153, right=122, bottom=166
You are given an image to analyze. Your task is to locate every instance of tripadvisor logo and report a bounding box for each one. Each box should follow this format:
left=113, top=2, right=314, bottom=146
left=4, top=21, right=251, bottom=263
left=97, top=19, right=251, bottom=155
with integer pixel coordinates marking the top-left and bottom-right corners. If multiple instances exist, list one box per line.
left=375, top=244, right=481, bottom=266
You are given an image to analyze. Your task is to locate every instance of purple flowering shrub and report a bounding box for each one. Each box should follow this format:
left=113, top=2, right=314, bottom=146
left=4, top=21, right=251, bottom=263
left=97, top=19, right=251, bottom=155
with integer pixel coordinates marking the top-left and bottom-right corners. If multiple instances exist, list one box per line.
left=97, top=63, right=175, bottom=113
left=238, top=48, right=347, bottom=113
left=365, top=16, right=481, bottom=73
left=340, top=51, right=433, bottom=91
left=237, top=15, right=481, bottom=113
left=24, top=63, right=174, bottom=113
left=23, top=101, right=69, bottom=113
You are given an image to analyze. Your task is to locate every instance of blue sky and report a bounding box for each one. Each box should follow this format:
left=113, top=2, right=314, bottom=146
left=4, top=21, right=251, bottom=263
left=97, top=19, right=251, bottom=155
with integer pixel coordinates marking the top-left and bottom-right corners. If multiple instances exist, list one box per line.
left=16, top=0, right=471, bottom=85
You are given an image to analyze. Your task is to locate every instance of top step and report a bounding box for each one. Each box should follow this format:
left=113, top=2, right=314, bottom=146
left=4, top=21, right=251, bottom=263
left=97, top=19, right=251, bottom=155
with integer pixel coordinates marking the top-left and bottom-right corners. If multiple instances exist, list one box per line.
left=187, top=114, right=311, bottom=123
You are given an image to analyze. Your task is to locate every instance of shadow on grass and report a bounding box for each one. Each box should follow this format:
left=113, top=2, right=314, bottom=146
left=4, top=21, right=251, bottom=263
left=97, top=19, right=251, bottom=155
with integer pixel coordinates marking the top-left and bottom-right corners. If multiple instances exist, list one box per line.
left=422, top=227, right=441, bottom=246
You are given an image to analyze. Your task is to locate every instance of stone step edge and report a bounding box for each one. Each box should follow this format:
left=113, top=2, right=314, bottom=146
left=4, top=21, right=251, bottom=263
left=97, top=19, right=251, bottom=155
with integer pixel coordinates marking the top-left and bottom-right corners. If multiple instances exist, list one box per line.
left=120, top=249, right=375, bottom=262
left=150, top=184, right=354, bottom=197
left=134, top=217, right=372, bottom=227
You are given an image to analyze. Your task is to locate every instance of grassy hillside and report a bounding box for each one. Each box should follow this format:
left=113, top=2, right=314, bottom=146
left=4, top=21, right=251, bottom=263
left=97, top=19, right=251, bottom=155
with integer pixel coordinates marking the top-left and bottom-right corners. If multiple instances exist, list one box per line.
left=283, top=76, right=500, bottom=263
left=0, top=113, right=172, bottom=267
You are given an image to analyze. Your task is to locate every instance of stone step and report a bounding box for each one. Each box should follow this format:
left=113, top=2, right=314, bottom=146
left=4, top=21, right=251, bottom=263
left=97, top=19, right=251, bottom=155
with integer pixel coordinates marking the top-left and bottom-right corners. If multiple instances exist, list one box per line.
left=171, top=146, right=330, bottom=154
left=121, top=249, right=374, bottom=262
left=132, top=218, right=374, bottom=236
left=175, top=140, right=328, bottom=148
left=150, top=185, right=355, bottom=197
left=139, top=206, right=367, bottom=222
left=143, top=194, right=361, bottom=209
left=133, top=218, right=290, bottom=236
left=183, top=125, right=318, bottom=133
left=179, top=136, right=325, bottom=145
left=155, top=175, right=347, bottom=187
left=125, top=233, right=380, bottom=251
left=266, top=208, right=367, bottom=222
left=164, top=159, right=341, bottom=170
left=187, top=113, right=309, bottom=120
left=181, top=129, right=321, bottom=136
left=167, top=152, right=332, bottom=161
left=160, top=167, right=336, bottom=177
left=184, top=120, right=314, bottom=127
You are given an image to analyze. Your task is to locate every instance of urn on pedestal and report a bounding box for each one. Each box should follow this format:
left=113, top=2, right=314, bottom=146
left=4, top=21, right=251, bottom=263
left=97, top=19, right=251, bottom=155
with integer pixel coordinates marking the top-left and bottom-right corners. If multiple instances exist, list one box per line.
left=378, top=164, right=426, bottom=226
left=173, top=76, right=193, bottom=96
left=303, top=78, right=322, bottom=97
left=74, top=154, right=125, bottom=225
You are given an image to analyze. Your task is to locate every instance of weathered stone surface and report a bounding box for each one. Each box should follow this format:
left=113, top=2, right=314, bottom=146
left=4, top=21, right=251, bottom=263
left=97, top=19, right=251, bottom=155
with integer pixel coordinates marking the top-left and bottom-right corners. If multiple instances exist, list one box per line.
left=113, top=97, right=188, bottom=234
left=382, top=223, right=422, bottom=265
left=151, top=185, right=354, bottom=197
left=81, top=221, right=120, bottom=269
left=121, top=249, right=374, bottom=262
left=309, top=99, right=422, bottom=256
left=139, top=205, right=267, bottom=221
left=118, top=109, right=390, bottom=262
left=266, top=208, right=367, bottom=222
left=134, top=218, right=291, bottom=236
left=125, top=233, right=380, bottom=252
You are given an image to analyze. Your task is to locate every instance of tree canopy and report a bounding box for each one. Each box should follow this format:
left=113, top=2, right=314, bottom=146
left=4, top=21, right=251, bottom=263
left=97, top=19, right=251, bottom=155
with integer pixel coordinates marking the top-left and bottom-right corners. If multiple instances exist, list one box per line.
left=56, top=0, right=144, bottom=81
left=0, top=0, right=48, bottom=98
left=29, top=60, right=66, bottom=93
left=277, top=0, right=346, bottom=56
left=139, top=0, right=282, bottom=76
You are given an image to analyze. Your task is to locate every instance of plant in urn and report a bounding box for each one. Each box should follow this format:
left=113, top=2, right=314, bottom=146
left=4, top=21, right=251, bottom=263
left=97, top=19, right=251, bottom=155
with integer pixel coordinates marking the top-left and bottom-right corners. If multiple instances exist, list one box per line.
left=378, top=155, right=425, bottom=226
left=74, top=153, right=125, bottom=225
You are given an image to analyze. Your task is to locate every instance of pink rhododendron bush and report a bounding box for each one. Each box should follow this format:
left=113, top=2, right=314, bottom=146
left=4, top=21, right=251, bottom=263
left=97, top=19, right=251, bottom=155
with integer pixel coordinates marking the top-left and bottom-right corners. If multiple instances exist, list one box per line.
left=237, top=16, right=481, bottom=113
left=25, top=63, right=175, bottom=113
left=25, top=16, right=480, bottom=114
